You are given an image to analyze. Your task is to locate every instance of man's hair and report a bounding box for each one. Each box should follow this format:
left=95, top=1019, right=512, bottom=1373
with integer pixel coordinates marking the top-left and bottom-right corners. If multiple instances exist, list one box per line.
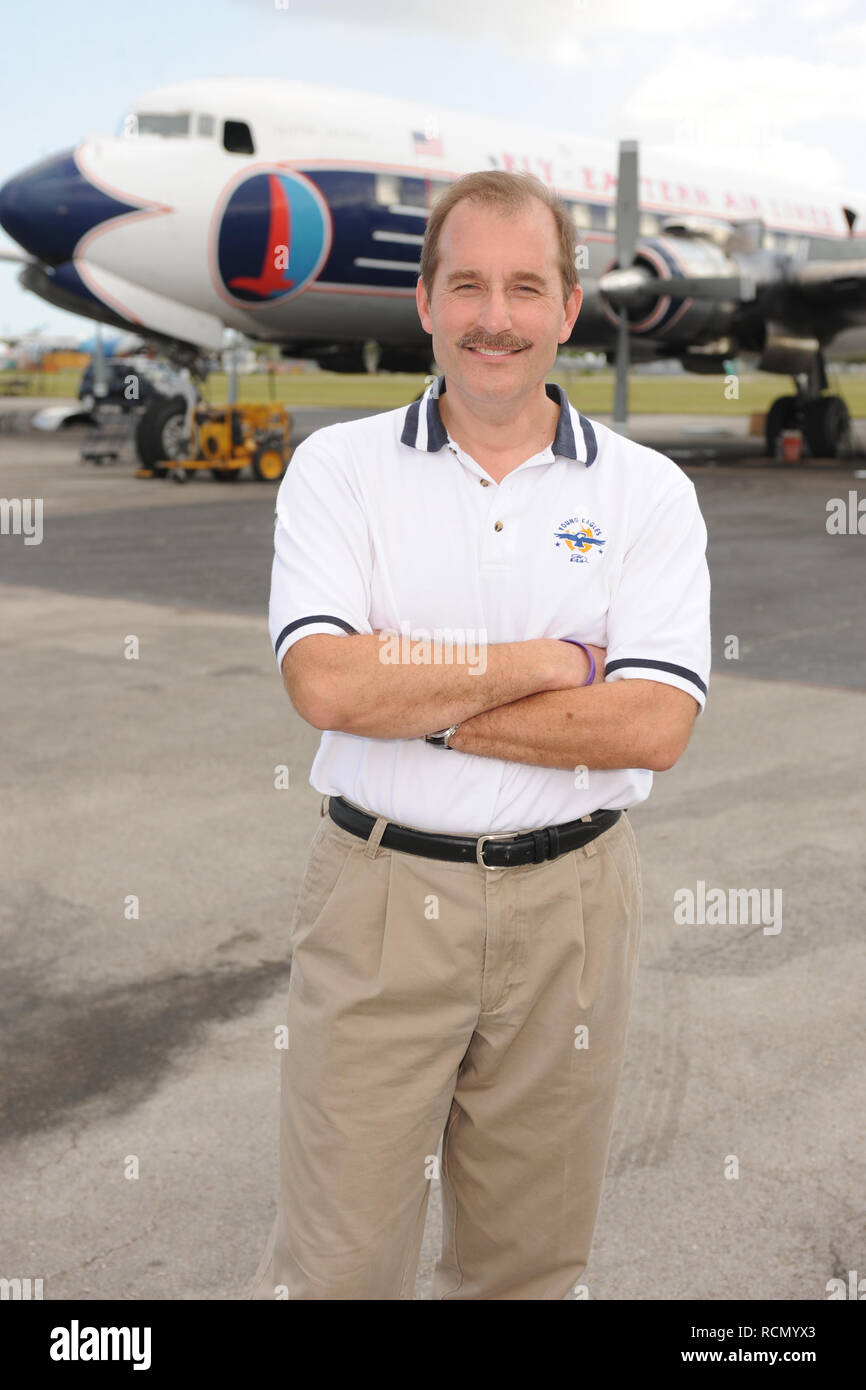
left=419, top=170, right=579, bottom=304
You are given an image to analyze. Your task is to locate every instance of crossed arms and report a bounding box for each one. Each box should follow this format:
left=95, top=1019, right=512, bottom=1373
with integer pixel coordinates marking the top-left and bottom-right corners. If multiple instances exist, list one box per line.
left=281, top=632, right=699, bottom=773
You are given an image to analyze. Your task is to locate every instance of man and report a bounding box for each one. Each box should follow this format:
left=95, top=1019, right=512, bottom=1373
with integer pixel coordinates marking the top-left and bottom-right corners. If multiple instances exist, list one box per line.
left=249, top=170, right=710, bottom=1301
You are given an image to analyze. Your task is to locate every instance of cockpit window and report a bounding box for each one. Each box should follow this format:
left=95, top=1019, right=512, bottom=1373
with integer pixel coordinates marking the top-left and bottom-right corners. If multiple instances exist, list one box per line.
left=223, top=120, right=255, bottom=155
left=132, top=112, right=191, bottom=138
left=197, top=114, right=215, bottom=138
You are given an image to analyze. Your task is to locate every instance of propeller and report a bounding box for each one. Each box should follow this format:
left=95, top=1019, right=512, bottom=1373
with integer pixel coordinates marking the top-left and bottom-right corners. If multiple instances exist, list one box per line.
left=611, top=140, right=638, bottom=434
left=604, top=142, right=759, bottom=432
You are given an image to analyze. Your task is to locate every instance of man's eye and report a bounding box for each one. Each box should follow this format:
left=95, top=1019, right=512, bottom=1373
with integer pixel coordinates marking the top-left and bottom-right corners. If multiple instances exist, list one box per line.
left=515, top=285, right=539, bottom=292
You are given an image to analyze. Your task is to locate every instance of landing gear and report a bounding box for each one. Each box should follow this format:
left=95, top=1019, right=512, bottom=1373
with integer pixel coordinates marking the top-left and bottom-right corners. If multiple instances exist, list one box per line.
left=764, top=352, right=851, bottom=459
left=135, top=394, right=190, bottom=475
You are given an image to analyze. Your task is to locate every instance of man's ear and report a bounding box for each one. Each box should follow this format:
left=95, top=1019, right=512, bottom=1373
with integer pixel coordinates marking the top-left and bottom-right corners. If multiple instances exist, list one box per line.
left=416, top=275, right=433, bottom=334
left=559, top=283, right=583, bottom=344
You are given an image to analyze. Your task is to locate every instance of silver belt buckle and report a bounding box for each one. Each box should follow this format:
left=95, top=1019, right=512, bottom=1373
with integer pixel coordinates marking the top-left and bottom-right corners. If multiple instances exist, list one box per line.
left=475, top=830, right=521, bottom=868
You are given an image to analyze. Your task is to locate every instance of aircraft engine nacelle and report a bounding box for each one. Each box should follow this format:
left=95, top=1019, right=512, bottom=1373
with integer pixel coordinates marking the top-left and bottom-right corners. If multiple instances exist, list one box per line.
left=598, top=234, right=748, bottom=349
left=756, top=324, right=821, bottom=377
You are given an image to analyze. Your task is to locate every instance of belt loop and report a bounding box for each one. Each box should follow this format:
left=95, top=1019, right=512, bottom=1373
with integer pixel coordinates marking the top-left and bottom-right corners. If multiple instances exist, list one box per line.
left=320, top=794, right=330, bottom=818
left=364, top=814, right=390, bottom=859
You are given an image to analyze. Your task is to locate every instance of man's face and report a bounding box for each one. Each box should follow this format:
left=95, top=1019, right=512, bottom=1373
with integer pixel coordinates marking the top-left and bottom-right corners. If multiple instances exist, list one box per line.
left=416, top=196, right=582, bottom=405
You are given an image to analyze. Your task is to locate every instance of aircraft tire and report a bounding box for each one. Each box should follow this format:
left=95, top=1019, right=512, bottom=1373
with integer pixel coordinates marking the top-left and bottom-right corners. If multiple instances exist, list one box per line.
left=764, top=395, right=800, bottom=457
left=135, top=394, right=188, bottom=475
left=803, top=395, right=850, bottom=459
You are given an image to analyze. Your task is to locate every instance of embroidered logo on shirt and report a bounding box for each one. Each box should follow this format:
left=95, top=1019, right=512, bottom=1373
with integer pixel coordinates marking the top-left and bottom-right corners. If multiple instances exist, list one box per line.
left=554, top=515, right=606, bottom=564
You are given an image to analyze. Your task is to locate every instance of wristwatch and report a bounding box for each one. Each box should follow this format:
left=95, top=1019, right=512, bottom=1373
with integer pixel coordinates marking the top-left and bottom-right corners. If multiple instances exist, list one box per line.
left=425, top=723, right=460, bottom=749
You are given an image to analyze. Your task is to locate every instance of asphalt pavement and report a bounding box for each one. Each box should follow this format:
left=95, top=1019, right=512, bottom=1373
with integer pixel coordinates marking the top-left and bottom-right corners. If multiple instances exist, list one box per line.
left=1, top=408, right=864, bottom=1300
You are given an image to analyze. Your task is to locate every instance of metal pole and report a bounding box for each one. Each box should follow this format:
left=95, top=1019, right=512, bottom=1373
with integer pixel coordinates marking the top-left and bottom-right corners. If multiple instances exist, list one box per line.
left=93, top=323, right=107, bottom=404
left=227, top=332, right=239, bottom=406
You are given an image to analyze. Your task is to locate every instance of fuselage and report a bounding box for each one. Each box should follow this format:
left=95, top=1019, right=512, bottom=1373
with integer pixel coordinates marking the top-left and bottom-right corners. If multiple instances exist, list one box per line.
left=2, top=77, right=865, bottom=364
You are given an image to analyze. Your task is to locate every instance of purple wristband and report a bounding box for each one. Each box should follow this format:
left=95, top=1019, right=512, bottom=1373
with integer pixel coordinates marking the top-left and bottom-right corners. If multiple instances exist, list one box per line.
left=560, top=639, right=595, bottom=686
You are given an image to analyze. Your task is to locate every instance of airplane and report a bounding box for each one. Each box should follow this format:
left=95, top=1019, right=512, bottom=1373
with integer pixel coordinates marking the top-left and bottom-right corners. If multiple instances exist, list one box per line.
left=1, top=76, right=865, bottom=462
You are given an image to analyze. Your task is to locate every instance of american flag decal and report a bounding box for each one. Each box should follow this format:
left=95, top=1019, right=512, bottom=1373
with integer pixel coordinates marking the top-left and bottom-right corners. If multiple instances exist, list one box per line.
left=412, top=129, right=443, bottom=157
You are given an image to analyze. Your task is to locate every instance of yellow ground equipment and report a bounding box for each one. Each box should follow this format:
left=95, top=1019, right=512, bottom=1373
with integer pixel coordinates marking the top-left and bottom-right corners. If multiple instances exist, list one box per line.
left=136, top=403, right=293, bottom=483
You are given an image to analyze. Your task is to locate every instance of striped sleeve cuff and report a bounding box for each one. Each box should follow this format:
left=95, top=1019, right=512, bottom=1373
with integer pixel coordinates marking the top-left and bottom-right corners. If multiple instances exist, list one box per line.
left=604, top=657, right=708, bottom=710
left=274, top=614, right=358, bottom=670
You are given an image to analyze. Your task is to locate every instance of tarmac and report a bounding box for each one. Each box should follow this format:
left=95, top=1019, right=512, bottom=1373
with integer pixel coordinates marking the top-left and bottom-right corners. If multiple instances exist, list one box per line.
left=1, top=399, right=864, bottom=1300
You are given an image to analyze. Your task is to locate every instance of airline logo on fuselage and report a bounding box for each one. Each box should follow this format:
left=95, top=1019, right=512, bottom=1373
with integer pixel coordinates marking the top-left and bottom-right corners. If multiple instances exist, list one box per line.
left=212, top=167, right=332, bottom=307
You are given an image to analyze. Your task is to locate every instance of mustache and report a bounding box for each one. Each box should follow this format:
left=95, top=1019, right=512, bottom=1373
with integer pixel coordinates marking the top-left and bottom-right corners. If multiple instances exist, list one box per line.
left=458, top=333, right=532, bottom=350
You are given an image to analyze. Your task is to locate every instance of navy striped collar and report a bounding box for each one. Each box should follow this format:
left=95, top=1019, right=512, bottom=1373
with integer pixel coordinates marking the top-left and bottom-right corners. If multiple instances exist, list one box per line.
left=400, top=374, right=597, bottom=465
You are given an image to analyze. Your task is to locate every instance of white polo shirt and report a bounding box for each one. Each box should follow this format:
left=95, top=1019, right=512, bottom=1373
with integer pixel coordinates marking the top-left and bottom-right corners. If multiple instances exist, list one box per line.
left=269, top=374, right=711, bottom=835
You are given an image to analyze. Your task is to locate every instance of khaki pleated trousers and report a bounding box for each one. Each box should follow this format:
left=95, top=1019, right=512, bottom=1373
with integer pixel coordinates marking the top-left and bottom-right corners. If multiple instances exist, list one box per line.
left=248, top=798, right=643, bottom=1300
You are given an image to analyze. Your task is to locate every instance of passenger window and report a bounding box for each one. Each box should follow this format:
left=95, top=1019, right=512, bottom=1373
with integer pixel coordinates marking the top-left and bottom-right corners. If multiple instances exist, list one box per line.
left=400, top=178, right=429, bottom=208
left=375, top=173, right=400, bottom=205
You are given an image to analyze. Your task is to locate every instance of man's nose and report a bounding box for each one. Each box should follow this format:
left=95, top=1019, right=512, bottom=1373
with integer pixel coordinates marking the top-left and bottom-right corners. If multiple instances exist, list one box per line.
left=475, top=287, right=514, bottom=335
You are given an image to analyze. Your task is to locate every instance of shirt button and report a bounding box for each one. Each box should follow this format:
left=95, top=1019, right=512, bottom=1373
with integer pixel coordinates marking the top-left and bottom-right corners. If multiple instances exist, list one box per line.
left=479, top=478, right=490, bottom=486
left=494, top=520, right=503, bottom=531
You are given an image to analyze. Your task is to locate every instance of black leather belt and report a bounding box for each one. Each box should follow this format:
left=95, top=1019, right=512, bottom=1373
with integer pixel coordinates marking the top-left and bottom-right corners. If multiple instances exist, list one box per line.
left=328, top=795, right=622, bottom=868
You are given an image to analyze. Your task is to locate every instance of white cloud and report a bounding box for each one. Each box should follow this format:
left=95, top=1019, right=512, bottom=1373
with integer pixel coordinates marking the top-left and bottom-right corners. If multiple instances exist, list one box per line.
left=271, top=0, right=756, bottom=65
left=582, top=0, right=757, bottom=31
left=792, top=0, right=854, bottom=22
left=817, top=16, right=866, bottom=59
left=625, top=51, right=866, bottom=131
left=618, top=48, right=866, bottom=184
left=547, top=36, right=591, bottom=69
left=267, top=0, right=865, bottom=190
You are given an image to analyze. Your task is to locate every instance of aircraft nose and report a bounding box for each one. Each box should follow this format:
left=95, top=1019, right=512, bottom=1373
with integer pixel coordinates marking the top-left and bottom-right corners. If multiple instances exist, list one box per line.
left=0, top=148, right=137, bottom=264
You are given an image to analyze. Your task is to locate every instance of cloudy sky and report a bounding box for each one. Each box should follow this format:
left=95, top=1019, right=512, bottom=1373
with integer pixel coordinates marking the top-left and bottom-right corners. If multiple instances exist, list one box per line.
left=1, top=0, right=864, bottom=335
